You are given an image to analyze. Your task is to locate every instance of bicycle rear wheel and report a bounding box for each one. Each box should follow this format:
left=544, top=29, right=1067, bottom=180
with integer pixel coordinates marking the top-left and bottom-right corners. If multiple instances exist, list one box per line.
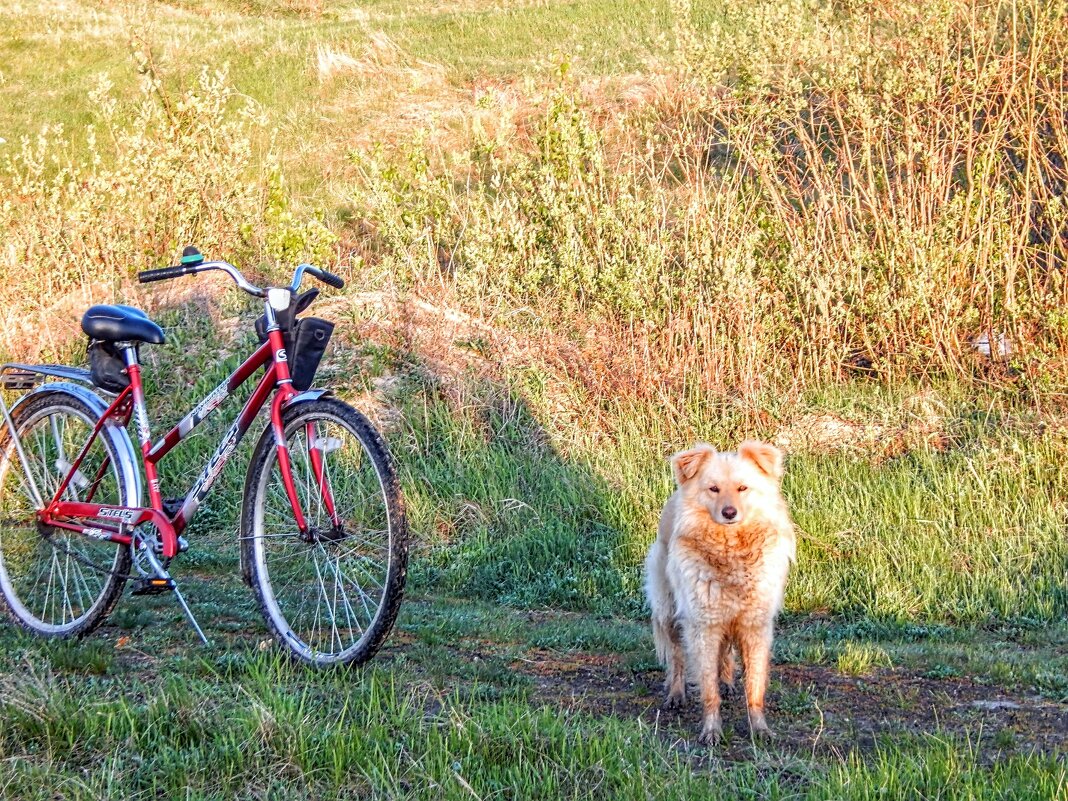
left=241, top=397, right=408, bottom=666
left=0, top=389, right=133, bottom=637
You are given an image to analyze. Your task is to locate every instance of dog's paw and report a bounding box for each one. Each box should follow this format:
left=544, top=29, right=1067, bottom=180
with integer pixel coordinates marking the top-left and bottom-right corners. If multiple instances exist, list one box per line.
left=748, top=711, right=774, bottom=740
left=664, top=690, right=687, bottom=710
left=697, top=716, right=722, bottom=746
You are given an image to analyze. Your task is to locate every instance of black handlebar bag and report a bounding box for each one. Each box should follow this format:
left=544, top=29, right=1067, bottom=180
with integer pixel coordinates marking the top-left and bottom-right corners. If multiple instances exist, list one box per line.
left=288, top=317, right=334, bottom=392
left=253, top=289, right=334, bottom=391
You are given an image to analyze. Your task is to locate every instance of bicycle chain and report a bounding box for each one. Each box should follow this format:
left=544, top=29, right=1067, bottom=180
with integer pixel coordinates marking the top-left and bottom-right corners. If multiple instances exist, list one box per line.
left=0, top=518, right=161, bottom=582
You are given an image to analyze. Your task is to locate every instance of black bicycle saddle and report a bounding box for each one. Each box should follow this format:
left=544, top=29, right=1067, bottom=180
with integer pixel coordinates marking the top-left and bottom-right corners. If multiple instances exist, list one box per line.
left=81, top=305, right=165, bottom=345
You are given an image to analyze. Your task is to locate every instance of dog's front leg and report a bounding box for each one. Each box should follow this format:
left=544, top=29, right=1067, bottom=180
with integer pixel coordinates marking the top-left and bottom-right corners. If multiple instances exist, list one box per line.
left=740, top=624, right=774, bottom=738
left=688, top=623, right=726, bottom=744
left=665, top=619, right=688, bottom=707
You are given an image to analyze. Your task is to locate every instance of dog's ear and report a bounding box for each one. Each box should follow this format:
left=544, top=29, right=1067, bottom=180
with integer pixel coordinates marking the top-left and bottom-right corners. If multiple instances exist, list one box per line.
left=738, top=440, right=784, bottom=481
left=671, top=445, right=714, bottom=486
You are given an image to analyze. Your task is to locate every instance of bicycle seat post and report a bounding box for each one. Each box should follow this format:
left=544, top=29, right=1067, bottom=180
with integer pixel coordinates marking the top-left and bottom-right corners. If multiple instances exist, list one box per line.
left=122, top=345, right=151, bottom=446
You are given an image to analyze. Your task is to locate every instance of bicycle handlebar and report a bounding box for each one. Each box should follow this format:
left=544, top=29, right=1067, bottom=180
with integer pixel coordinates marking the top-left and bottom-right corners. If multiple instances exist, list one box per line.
left=289, top=263, right=345, bottom=291
left=138, top=260, right=268, bottom=297
left=137, top=251, right=345, bottom=297
left=307, top=266, right=345, bottom=290
left=138, top=265, right=197, bottom=284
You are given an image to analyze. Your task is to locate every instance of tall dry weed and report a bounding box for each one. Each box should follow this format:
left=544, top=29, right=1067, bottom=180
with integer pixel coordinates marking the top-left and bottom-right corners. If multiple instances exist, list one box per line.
left=0, top=65, right=334, bottom=360
left=350, top=0, right=1067, bottom=398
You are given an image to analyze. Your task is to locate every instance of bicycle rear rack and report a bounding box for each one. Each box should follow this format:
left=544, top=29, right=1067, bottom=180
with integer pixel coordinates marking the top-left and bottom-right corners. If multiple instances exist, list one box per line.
left=0, top=364, right=88, bottom=509
left=0, top=362, right=111, bottom=505
left=0, top=363, right=97, bottom=390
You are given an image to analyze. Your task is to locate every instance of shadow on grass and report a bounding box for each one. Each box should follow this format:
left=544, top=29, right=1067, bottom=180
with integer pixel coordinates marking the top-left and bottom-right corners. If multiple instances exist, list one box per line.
left=388, top=347, right=645, bottom=617
left=132, top=296, right=645, bottom=616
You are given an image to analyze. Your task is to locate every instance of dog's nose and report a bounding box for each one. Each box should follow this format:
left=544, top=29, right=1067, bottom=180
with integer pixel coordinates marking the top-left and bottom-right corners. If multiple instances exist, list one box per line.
left=722, top=506, right=737, bottom=520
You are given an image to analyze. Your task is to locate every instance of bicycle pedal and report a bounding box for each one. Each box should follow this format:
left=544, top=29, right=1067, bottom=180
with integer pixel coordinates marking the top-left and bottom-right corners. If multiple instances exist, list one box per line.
left=131, top=577, right=175, bottom=596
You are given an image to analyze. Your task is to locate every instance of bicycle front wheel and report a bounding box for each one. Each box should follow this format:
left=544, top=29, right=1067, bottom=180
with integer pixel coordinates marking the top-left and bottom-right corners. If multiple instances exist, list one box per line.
left=241, top=397, right=408, bottom=667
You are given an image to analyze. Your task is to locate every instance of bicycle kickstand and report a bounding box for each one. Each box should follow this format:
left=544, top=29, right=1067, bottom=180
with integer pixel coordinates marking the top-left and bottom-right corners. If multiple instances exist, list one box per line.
left=139, top=543, right=210, bottom=646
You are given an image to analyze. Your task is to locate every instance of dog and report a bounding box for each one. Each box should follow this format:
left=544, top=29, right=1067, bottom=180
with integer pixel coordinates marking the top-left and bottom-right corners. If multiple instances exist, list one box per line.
left=644, top=441, right=796, bottom=744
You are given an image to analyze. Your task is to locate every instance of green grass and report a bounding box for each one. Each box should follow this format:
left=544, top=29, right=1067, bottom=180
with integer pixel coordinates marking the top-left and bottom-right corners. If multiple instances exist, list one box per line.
left=2, top=0, right=1067, bottom=796
left=383, top=353, right=1068, bottom=624
left=0, top=590, right=1064, bottom=799
left=0, top=0, right=673, bottom=191
left=365, top=0, right=675, bottom=77
left=4, top=296, right=1064, bottom=795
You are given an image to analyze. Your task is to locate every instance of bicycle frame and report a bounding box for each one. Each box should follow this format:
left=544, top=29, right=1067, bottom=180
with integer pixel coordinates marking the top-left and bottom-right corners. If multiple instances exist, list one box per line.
left=36, top=324, right=323, bottom=560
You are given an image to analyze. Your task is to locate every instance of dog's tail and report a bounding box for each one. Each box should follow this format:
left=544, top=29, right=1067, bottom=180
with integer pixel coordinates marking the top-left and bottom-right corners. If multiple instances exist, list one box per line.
left=652, top=617, right=675, bottom=666
left=645, top=539, right=674, bottom=666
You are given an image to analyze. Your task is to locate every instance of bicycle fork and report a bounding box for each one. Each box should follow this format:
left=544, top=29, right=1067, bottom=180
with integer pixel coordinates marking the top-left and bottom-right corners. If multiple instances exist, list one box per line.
left=269, top=390, right=342, bottom=540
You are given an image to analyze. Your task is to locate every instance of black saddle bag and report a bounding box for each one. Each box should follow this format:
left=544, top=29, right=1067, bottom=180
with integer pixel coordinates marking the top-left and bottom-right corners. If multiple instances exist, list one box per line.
left=87, top=340, right=131, bottom=394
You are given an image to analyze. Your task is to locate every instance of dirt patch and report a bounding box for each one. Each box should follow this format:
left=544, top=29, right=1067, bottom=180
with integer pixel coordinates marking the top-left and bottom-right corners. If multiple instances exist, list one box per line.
left=513, top=649, right=1068, bottom=761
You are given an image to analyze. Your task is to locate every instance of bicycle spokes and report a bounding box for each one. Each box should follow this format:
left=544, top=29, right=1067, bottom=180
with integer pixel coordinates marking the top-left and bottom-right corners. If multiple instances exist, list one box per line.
left=0, top=396, right=130, bottom=635
left=244, top=400, right=405, bottom=666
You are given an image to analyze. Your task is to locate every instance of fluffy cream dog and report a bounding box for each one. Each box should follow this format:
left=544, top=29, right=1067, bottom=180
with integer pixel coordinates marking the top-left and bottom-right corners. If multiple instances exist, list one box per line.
left=644, top=441, right=796, bottom=744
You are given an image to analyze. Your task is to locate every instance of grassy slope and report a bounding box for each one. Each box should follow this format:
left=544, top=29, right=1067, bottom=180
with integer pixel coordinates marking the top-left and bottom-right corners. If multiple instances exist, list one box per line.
left=0, top=1, right=1066, bottom=798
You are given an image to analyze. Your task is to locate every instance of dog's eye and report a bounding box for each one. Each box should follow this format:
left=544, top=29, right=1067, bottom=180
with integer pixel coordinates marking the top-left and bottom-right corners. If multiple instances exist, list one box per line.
left=709, top=485, right=720, bottom=493
left=738, top=485, right=748, bottom=492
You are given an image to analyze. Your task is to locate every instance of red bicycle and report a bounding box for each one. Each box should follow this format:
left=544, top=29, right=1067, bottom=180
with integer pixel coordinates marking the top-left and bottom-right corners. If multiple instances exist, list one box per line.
left=0, top=248, right=408, bottom=666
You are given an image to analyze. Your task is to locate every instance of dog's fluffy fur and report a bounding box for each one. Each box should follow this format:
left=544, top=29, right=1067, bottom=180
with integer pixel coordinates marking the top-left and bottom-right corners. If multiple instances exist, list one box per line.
left=644, top=441, right=796, bottom=743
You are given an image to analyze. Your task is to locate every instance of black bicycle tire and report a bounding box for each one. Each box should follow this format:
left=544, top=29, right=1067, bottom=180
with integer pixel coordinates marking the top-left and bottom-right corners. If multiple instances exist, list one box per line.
left=240, top=396, right=408, bottom=667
